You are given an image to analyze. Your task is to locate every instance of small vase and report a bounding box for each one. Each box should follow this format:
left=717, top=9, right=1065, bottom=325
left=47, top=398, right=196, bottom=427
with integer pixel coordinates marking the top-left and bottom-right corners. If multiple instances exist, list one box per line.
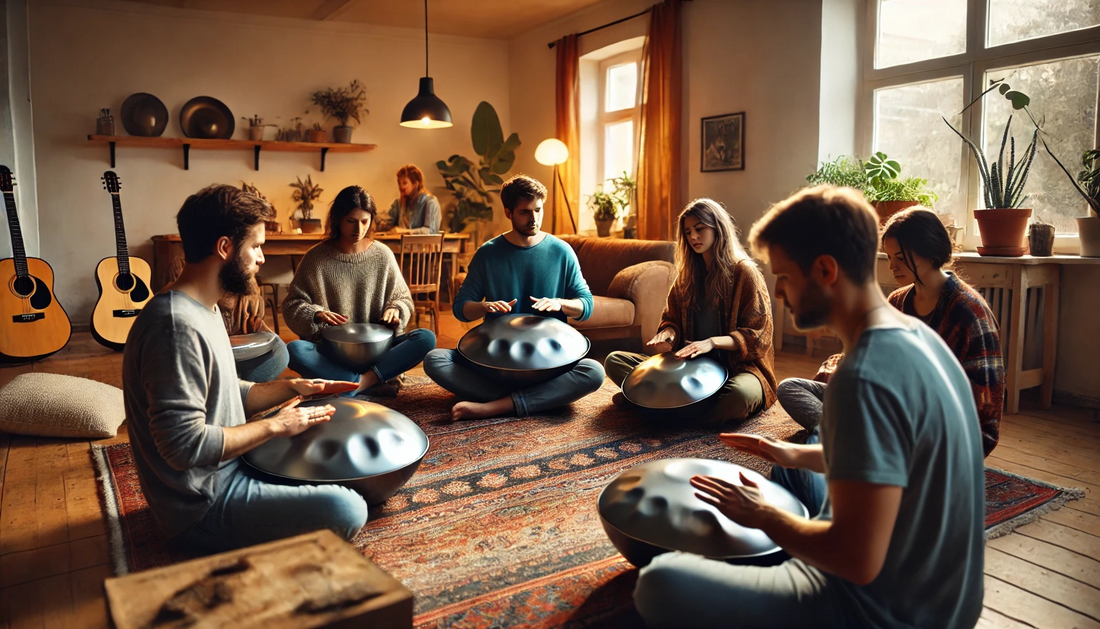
left=333, top=125, right=353, bottom=143
left=1077, top=216, right=1100, bottom=257
left=309, top=129, right=326, bottom=143
left=96, top=117, right=115, bottom=136
left=1028, top=223, right=1055, bottom=257
left=247, top=126, right=264, bottom=141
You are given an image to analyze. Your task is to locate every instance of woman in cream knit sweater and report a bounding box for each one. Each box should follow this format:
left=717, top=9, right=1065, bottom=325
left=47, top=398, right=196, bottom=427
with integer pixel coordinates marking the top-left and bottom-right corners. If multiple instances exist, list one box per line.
left=282, top=186, right=436, bottom=396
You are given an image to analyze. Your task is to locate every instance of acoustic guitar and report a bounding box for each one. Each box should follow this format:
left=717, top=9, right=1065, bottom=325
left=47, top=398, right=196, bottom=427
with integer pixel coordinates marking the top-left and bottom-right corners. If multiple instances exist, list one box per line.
left=91, top=171, right=152, bottom=350
left=0, top=165, right=72, bottom=362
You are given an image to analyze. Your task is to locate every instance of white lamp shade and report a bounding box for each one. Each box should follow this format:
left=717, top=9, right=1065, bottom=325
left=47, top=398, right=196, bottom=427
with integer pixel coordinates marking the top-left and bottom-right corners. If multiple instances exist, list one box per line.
left=535, top=138, right=569, bottom=166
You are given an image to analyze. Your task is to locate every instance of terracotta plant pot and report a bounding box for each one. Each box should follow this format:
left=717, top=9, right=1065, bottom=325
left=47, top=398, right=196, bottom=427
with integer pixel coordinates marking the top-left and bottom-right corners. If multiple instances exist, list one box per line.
left=871, top=200, right=920, bottom=226
left=595, top=219, right=613, bottom=238
left=309, top=129, right=326, bottom=143
left=247, top=126, right=264, bottom=141
left=333, top=125, right=353, bottom=143
left=1028, top=223, right=1055, bottom=257
left=975, top=208, right=1032, bottom=256
left=1077, top=216, right=1100, bottom=257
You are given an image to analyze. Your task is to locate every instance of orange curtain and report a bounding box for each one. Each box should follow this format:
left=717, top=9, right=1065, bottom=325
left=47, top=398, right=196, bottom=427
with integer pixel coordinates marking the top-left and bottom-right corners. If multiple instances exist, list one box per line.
left=554, top=34, right=580, bottom=235
left=636, top=0, right=682, bottom=241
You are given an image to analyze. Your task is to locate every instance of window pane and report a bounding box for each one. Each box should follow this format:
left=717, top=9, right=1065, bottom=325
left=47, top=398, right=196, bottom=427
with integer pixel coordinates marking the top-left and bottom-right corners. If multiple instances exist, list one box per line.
left=988, top=0, right=1100, bottom=47
left=604, top=120, right=634, bottom=207
left=874, top=77, right=966, bottom=226
left=983, top=56, right=1100, bottom=234
left=606, top=62, right=637, bottom=112
left=876, top=0, right=966, bottom=69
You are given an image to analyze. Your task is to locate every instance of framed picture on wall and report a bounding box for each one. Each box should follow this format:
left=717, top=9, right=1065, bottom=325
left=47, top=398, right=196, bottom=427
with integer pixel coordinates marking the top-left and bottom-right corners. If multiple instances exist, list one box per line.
left=701, top=112, right=745, bottom=172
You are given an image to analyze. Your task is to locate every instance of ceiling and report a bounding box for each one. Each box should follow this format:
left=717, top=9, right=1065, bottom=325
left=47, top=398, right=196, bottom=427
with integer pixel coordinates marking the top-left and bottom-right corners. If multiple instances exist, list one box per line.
left=127, top=0, right=605, bottom=39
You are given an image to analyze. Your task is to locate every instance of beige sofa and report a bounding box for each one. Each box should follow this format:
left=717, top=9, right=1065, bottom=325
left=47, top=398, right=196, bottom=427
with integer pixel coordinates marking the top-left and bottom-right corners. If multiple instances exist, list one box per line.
left=556, top=235, right=676, bottom=347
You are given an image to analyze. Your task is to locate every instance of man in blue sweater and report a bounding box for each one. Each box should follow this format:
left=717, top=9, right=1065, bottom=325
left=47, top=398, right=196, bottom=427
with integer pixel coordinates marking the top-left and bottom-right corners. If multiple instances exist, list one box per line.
left=424, top=175, right=605, bottom=420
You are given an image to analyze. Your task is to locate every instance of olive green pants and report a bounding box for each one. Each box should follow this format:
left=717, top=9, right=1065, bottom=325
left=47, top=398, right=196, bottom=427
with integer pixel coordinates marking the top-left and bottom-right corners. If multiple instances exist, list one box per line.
left=603, top=350, right=765, bottom=426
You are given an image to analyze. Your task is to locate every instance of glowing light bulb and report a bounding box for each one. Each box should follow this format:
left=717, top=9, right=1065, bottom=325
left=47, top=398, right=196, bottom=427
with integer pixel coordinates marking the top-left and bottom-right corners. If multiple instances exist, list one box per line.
left=422, top=117, right=431, bottom=126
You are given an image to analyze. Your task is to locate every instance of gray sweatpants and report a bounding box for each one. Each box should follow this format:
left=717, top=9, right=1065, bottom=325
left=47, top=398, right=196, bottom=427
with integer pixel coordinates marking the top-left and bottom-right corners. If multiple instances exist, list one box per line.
left=423, top=348, right=605, bottom=416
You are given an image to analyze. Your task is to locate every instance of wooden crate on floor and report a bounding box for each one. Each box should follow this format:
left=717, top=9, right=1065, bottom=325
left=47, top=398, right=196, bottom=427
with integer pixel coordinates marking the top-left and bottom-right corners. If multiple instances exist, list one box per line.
left=103, top=530, right=413, bottom=629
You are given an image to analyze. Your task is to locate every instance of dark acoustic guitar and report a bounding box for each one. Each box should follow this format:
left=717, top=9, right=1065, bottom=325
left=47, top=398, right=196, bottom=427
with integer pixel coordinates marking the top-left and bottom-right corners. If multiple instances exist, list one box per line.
left=91, top=171, right=152, bottom=350
left=0, top=165, right=71, bottom=362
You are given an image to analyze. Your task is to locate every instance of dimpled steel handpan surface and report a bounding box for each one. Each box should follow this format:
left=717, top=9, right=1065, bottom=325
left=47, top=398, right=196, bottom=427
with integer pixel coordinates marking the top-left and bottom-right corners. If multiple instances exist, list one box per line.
left=598, top=458, right=808, bottom=567
left=243, top=398, right=428, bottom=504
left=321, top=323, right=394, bottom=372
left=457, top=314, right=590, bottom=387
left=621, top=353, right=727, bottom=409
left=230, top=331, right=280, bottom=362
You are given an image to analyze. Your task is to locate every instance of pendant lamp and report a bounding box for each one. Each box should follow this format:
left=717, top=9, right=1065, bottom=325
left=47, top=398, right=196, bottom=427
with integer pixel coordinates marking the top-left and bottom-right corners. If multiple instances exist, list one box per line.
left=400, top=0, right=453, bottom=129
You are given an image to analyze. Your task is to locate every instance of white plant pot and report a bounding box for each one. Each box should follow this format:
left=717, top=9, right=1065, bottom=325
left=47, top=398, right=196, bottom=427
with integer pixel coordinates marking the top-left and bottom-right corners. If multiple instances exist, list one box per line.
left=1077, top=216, right=1100, bottom=257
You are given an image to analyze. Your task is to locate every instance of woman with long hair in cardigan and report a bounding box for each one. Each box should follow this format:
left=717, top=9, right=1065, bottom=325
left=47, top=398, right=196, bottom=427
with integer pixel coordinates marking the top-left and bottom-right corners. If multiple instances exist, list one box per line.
left=378, top=164, right=441, bottom=234
left=779, top=206, right=1004, bottom=456
left=282, top=186, right=436, bottom=397
left=604, top=198, right=777, bottom=425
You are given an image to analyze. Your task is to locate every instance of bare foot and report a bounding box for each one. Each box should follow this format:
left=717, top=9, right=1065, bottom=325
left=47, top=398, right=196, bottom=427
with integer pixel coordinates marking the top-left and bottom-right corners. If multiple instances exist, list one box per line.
left=353, top=371, right=381, bottom=395
left=451, top=397, right=515, bottom=421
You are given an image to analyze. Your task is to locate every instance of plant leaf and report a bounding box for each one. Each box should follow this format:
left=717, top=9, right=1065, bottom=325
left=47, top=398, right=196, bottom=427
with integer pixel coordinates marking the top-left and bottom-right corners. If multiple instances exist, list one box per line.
left=999, top=83, right=1011, bottom=95
left=1006, top=91, right=1030, bottom=110
left=471, top=101, right=504, bottom=160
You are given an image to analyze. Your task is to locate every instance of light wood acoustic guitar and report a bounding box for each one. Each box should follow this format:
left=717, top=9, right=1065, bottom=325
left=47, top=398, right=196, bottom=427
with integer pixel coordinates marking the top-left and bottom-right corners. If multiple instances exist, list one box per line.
left=91, top=171, right=152, bottom=350
left=0, top=165, right=72, bottom=362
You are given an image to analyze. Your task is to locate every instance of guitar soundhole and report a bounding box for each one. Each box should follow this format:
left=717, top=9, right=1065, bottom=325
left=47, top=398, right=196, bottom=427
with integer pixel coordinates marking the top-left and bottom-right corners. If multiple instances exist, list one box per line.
left=115, top=273, right=135, bottom=292
left=12, top=275, right=35, bottom=298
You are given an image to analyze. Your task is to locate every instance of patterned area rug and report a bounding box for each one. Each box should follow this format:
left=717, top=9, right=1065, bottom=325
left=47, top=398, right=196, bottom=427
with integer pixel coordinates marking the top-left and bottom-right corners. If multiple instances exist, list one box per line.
left=91, top=378, right=1084, bottom=627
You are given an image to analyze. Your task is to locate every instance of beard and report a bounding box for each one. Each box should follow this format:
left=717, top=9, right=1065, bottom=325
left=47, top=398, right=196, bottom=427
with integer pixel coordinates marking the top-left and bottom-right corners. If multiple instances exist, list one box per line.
left=219, top=251, right=256, bottom=296
left=789, top=280, right=831, bottom=331
left=517, top=222, right=539, bottom=236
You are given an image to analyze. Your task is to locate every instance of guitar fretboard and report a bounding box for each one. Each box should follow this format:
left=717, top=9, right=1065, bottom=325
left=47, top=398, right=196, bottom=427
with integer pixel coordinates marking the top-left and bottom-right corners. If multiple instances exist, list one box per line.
left=3, top=190, right=28, bottom=278
left=110, top=193, right=130, bottom=275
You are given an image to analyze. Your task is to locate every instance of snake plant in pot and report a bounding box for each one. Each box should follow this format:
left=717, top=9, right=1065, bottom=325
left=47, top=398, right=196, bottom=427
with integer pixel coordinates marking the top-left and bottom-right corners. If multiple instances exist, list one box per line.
left=944, top=79, right=1038, bottom=256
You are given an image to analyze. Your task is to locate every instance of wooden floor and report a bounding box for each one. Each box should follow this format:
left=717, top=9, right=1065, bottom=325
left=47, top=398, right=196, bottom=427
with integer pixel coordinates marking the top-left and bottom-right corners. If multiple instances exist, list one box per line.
left=0, top=313, right=1098, bottom=628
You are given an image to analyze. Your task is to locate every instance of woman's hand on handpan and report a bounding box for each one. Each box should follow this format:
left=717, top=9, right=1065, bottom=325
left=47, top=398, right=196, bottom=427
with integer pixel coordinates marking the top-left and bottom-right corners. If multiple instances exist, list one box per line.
left=290, top=378, right=359, bottom=398
left=646, top=328, right=676, bottom=353
left=381, top=307, right=401, bottom=328
left=483, top=299, right=517, bottom=315
left=267, top=396, right=336, bottom=437
left=675, top=337, right=715, bottom=359
left=315, top=310, right=349, bottom=326
left=719, top=433, right=802, bottom=469
left=690, top=473, right=773, bottom=529
left=529, top=296, right=561, bottom=312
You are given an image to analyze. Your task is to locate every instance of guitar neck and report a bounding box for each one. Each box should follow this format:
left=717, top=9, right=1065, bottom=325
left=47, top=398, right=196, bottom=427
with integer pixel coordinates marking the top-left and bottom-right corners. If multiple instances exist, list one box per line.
left=110, top=193, right=130, bottom=274
left=3, top=190, right=28, bottom=277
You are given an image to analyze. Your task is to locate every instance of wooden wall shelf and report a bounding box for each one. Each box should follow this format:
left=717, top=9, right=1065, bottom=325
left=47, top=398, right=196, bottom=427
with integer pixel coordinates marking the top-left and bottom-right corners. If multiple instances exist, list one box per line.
left=86, top=135, right=377, bottom=172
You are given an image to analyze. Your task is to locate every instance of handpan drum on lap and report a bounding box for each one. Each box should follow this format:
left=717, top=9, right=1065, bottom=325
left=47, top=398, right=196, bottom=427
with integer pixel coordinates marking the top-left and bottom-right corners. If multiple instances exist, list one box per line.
left=229, top=331, right=280, bottom=362
left=598, top=458, right=807, bottom=567
left=621, top=353, right=727, bottom=409
left=321, top=323, right=395, bottom=372
left=243, top=398, right=428, bottom=504
left=457, top=313, right=590, bottom=388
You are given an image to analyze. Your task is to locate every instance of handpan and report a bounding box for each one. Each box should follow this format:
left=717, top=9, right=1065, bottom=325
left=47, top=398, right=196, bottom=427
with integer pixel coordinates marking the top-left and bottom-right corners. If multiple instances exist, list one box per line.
left=120, top=92, right=168, bottom=137
left=179, top=96, right=235, bottom=139
left=457, top=313, right=590, bottom=388
left=229, top=331, right=280, bottom=362
left=243, top=398, right=428, bottom=504
left=598, top=458, right=808, bottom=567
left=321, top=323, right=394, bottom=372
left=621, top=353, right=727, bottom=409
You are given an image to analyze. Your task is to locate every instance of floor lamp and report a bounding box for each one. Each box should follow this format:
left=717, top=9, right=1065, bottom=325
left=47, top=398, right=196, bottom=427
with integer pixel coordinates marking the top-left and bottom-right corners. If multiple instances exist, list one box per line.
left=535, top=138, right=576, bottom=233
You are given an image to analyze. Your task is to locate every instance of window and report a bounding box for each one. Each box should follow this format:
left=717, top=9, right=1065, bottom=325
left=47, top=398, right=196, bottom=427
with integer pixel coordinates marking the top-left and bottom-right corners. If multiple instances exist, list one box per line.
left=598, top=53, right=641, bottom=214
left=863, top=0, right=1100, bottom=244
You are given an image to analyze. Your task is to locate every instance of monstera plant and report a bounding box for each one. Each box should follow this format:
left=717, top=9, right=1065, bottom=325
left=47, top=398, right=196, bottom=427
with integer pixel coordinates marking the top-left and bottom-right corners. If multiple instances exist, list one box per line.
left=437, top=101, right=521, bottom=236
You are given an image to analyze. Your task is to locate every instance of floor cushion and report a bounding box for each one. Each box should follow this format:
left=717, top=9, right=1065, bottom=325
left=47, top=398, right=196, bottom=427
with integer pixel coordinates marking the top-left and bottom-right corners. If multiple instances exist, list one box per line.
left=0, top=373, right=124, bottom=438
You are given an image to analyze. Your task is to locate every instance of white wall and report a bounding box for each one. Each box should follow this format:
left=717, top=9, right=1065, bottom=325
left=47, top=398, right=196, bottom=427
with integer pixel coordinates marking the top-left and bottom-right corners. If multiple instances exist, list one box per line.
left=27, top=0, right=511, bottom=324
left=1, top=0, right=39, bottom=258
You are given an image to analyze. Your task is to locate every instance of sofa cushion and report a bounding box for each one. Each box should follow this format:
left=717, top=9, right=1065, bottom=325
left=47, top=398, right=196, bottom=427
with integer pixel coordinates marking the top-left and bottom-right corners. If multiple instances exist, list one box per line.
left=571, top=296, right=635, bottom=330
left=0, top=373, right=124, bottom=439
left=558, top=236, right=675, bottom=296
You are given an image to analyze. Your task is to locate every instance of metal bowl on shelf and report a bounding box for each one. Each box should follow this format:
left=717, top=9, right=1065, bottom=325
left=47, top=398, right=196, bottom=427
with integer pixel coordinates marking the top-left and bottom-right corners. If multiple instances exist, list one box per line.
left=243, top=398, right=428, bottom=504
left=179, top=95, right=235, bottom=139
left=598, top=458, right=808, bottom=567
left=321, top=323, right=394, bottom=372
left=229, top=331, right=280, bottom=362
left=621, top=353, right=727, bottom=410
left=456, top=313, right=590, bottom=388
left=120, top=92, right=168, bottom=137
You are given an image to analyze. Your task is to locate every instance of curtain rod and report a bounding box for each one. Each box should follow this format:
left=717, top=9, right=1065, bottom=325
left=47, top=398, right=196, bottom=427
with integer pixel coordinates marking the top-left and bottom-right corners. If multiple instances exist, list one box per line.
left=546, top=1, right=688, bottom=49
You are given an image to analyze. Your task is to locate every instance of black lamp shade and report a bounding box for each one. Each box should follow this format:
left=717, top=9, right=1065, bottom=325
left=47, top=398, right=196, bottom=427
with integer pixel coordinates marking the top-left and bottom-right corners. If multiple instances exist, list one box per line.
left=400, top=77, right=453, bottom=129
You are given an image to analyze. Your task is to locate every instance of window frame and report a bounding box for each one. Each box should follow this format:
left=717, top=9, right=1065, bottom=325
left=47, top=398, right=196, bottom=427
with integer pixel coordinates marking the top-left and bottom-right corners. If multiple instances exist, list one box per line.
left=597, top=50, right=642, bottom=205
left=859, top=0, right=1100, bottom=251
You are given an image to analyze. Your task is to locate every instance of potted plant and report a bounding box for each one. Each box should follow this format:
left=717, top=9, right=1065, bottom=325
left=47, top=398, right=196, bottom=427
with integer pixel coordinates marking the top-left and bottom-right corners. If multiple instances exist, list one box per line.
left=588, top=187, right=620, bottom=237
left=862, top=152, right=938, bottom=224
left=311, top=80, right=368, bottom=144
left=309, top=122, right=326, bottom=143
left=289, top=175, right=324, bottom=233
left=943, top=80, right=1038, bottom=256
left=1035, top=140, right=1100, bottom=256
left=241, top=115, right=273, bottom=142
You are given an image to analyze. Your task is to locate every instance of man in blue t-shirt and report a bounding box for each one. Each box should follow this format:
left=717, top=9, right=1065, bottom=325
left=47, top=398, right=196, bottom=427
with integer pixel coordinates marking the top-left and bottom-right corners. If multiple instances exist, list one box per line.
left=424, top=175, right=605, bottom=421
left=633, top=186, right=985, bottom=628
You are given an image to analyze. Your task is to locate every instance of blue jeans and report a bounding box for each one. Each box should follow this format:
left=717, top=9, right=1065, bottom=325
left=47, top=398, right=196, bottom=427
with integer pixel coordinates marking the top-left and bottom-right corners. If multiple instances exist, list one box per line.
left=175, top=462, right=367, bottom=554
left=234, top=336, right=290, bottom=383
left=423, top=348, right=605, bottom=416
left=287, top=329, right=436, bottom=386
left=770, top=430, right=828, bottom=518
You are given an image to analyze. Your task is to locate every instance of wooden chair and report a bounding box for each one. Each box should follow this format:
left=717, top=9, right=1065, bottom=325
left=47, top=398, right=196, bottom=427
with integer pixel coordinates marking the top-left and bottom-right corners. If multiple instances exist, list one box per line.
left=398, top=234, right=445, bottom=334
left=255, top=255, right=300, bottom=334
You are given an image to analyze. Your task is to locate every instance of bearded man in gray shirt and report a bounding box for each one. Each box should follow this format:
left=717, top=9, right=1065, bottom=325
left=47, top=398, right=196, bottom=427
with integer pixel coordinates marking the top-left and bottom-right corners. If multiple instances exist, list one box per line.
left=123, top=184, right=367, bottom=552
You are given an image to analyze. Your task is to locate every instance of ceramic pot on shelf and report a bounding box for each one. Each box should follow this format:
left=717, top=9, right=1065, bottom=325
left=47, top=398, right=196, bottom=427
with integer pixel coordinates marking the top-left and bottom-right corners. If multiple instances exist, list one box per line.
left=333, top=125, right=353, bottom=143
left=975, top=208, right=1031, bottom=256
